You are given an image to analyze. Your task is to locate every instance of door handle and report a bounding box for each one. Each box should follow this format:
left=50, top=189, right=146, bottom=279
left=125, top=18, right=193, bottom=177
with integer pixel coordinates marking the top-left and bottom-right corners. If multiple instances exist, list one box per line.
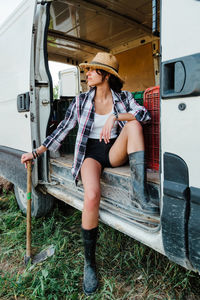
left=17, top=92, right=30, bottom=112
left=161, top=53, right=200, bottom=99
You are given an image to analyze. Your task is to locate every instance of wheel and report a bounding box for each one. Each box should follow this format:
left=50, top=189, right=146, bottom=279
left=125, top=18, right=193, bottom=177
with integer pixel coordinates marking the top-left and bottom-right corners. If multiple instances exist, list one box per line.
left=14, top=185, right=54, bottom=217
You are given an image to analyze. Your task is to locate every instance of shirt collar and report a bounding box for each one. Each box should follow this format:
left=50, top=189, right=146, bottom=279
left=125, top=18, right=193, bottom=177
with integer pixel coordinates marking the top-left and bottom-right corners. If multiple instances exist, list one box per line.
left=111, top=89, right=120, bottom=103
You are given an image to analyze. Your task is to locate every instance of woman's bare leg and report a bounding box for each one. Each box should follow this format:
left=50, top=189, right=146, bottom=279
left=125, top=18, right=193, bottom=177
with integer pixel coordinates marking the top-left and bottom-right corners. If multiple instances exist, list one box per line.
left=81, top=158, right=102, bottom=229
left=109, top=120, right=144, bottom=167
left=81, top=158, right=101, bottom=295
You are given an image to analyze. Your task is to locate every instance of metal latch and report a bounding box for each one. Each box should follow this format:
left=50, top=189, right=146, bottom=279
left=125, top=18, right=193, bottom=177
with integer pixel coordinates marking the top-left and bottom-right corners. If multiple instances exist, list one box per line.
left=42, top=100, right=50, bottom=105
left=17, top=92, right=30, bottom=112
left=35, top=80, right=48, bottom=87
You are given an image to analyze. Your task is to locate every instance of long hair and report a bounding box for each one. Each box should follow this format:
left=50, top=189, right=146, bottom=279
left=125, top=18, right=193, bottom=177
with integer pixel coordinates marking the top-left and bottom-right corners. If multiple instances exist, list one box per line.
left=96, top=69, right=123, bottom=93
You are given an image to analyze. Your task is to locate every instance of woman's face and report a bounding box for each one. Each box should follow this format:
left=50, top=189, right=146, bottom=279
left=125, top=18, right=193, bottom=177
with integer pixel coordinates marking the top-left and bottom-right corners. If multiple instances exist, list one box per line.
left=86, top=68, right=106, bottom=87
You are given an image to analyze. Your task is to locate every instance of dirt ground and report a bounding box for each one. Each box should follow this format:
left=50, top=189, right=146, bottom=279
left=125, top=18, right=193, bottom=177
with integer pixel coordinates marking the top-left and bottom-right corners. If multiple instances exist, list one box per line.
left=0, top=177, right=13, bottom=194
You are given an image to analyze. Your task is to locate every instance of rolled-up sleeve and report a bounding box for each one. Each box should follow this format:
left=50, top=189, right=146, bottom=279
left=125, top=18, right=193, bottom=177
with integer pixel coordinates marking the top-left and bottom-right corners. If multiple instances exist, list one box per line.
left=125, top=91, right=151, bottom=124
left=42, top=97, right=77, bottom=151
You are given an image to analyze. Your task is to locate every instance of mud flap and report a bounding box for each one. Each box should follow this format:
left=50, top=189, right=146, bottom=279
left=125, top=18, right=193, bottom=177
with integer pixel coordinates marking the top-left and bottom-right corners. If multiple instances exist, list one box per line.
left=161, top=152, right=190, bottom=267
left=188, top=187, right=200, bottom=271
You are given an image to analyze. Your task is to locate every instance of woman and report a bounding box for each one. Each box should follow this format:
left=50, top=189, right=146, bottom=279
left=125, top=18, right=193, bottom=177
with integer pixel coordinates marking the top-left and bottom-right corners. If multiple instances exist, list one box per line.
left=21, top=52, right=159, bottom=295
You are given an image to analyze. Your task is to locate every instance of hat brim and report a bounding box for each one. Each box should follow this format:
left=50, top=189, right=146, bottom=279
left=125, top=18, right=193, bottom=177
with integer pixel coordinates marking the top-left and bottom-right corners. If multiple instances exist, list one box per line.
left=79, top=62, right=125, bottom=83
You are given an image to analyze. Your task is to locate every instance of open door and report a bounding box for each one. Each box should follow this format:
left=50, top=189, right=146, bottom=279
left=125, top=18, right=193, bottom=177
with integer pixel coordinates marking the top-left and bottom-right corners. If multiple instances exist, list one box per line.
left=0, top=0, right=37, bottom=152
left=160, top=0, right=200, bottom=270
left=0, top=0, right=55, bottom=216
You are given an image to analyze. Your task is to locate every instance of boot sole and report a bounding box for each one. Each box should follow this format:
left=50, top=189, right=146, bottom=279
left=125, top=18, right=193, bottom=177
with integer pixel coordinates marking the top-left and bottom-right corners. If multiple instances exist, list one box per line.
left=83, top=283, right=98, bottom=295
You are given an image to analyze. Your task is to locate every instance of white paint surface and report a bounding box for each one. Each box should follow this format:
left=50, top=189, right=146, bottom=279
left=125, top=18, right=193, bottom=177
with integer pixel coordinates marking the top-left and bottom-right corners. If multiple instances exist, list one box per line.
left=0, top=0, right=36, bottom=151
left=161, top=0, right=200, bottom=187
left=161, top=0, right=200, bottom=61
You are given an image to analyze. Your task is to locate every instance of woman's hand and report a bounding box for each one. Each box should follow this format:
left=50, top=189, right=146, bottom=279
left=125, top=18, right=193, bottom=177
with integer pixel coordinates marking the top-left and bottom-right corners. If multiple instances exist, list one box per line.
left=21, top=152, right=34, bottom=168
left=100, top=114, right=116, bottom=144
left=21, top=146, right=47, bottom=167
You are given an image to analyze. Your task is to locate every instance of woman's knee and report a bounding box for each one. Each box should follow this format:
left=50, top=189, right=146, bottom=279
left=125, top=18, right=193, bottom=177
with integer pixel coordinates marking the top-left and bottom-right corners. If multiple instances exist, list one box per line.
left=124, top=120, right=143, bottom=133
left=84, top=188, right=101, bottom=211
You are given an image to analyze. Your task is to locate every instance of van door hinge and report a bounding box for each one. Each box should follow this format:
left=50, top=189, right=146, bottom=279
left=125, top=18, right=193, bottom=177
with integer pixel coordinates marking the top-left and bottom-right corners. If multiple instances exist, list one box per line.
left=35, top=80, right=48, bottom=87
left=17, top=92, right=30, bottom=112
left=30, top=113, right=35, bottom=122
left=42, top=99, right=50, bottom=105
left=32, top=24, right=36, bottom=34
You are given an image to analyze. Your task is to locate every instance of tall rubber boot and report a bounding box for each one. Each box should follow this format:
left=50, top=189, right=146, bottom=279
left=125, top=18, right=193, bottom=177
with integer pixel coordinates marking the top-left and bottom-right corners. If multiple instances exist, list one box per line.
left=129, top=151, right=159, bottom=215
left=81, top=226, right=98, bottom=295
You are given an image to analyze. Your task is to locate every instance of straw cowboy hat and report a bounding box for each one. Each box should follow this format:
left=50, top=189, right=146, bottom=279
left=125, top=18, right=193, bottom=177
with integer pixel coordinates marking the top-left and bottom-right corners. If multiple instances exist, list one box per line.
left=79, top=52, right=124, bottom=83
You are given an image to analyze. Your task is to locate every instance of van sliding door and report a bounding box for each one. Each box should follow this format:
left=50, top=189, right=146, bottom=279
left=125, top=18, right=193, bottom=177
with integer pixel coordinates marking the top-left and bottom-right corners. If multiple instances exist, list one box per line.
left=0, top=0, right=37, bottom=152
left=160, top=0, right=200, bottom=271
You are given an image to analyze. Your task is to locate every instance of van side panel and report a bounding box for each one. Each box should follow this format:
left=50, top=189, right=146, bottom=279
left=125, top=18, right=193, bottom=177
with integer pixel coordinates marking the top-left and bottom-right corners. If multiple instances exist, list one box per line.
left=0, top=0, right=36, bottom=152
left=161, top=0, right=200, bottom=271
left=0, top=146, right=26, bottom=191
left=161, top=0, right=200, bottom=188
left=162, top=0, right=200, bottom=60
left=116, top=43, right=155, bottom=91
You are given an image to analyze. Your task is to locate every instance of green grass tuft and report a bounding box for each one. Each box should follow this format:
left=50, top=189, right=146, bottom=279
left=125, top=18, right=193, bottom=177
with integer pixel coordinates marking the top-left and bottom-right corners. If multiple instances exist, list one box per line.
left=0, top=192, right=200, bottom=299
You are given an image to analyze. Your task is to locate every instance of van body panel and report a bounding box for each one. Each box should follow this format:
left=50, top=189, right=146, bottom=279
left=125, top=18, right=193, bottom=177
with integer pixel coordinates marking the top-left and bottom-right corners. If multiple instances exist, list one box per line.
left=161, top=97, right=200, bottom=187
left=161, top=0, right=200, bottom=188
left=161, top=0, right=200, bottom=61
left=160, top=0, right=200, bottom=271
left=0, top=146, right=26, bottom=191
left=0, top=0, right=37, bottom=152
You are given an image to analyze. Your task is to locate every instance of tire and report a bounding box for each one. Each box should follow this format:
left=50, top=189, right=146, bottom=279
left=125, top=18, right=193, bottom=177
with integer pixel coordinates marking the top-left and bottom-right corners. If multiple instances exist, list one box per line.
left=14, top=185, right=54, bottom=217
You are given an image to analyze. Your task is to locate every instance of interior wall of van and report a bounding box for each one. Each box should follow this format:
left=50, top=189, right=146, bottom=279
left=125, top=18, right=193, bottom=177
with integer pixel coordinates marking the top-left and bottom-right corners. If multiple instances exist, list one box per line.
left=116, top=42, right=155, bottom=91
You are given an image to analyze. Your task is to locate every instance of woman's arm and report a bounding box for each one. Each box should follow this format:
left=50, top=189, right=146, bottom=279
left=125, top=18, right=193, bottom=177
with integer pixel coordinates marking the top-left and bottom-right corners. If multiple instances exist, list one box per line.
left=115, top=112, right=136, bottom=122
left=100, top=90, right=151, bottom=143
left=99, top=113, right=135, bottom=143
left=125, top=91, right=151, bottom=124
left=21, top=97, right=78, bottom=165
left=35, top=145, right=48, bottom=156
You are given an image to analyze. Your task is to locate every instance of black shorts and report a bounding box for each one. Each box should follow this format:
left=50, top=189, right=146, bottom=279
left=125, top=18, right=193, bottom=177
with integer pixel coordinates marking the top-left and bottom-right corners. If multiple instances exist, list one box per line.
left=84, top=138, right=117, bottom=168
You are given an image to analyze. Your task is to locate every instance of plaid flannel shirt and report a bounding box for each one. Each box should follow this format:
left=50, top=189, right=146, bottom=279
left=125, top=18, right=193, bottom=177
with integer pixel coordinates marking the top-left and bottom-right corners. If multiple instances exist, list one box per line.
left=43, top=87, right=151, bottom=183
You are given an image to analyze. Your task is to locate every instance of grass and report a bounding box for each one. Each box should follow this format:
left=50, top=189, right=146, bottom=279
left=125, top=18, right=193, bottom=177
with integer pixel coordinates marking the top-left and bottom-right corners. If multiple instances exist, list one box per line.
left=0, top=191, right=200, bottom=300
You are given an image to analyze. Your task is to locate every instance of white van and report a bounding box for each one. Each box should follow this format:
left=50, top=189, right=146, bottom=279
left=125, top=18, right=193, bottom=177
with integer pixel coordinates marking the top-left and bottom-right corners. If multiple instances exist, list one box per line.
left=0, top=0, right=200, bottom=273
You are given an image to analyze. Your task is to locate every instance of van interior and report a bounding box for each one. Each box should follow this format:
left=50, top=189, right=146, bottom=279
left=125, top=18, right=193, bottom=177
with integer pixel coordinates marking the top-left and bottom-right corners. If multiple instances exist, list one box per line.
left=45, top=0, right=161, bottom=231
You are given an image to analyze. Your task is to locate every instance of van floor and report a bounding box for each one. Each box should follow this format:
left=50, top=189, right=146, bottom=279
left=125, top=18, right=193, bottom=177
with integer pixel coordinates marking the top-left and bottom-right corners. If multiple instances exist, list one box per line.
left=50, top=154, right=159, bottom=183
left=48, top=154, right=160, bottom=231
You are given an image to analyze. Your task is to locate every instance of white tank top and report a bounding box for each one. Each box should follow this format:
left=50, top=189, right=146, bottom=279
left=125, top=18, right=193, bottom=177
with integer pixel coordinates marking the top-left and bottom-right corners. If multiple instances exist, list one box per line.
left=89, top=107, right=118, bottom=139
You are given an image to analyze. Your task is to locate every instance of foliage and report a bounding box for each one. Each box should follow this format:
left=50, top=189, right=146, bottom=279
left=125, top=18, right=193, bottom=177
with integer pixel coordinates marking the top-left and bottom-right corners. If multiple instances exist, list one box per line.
left=0, top=192, right=200, bottom=299
left=53, top=84, right=59, bottom=100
